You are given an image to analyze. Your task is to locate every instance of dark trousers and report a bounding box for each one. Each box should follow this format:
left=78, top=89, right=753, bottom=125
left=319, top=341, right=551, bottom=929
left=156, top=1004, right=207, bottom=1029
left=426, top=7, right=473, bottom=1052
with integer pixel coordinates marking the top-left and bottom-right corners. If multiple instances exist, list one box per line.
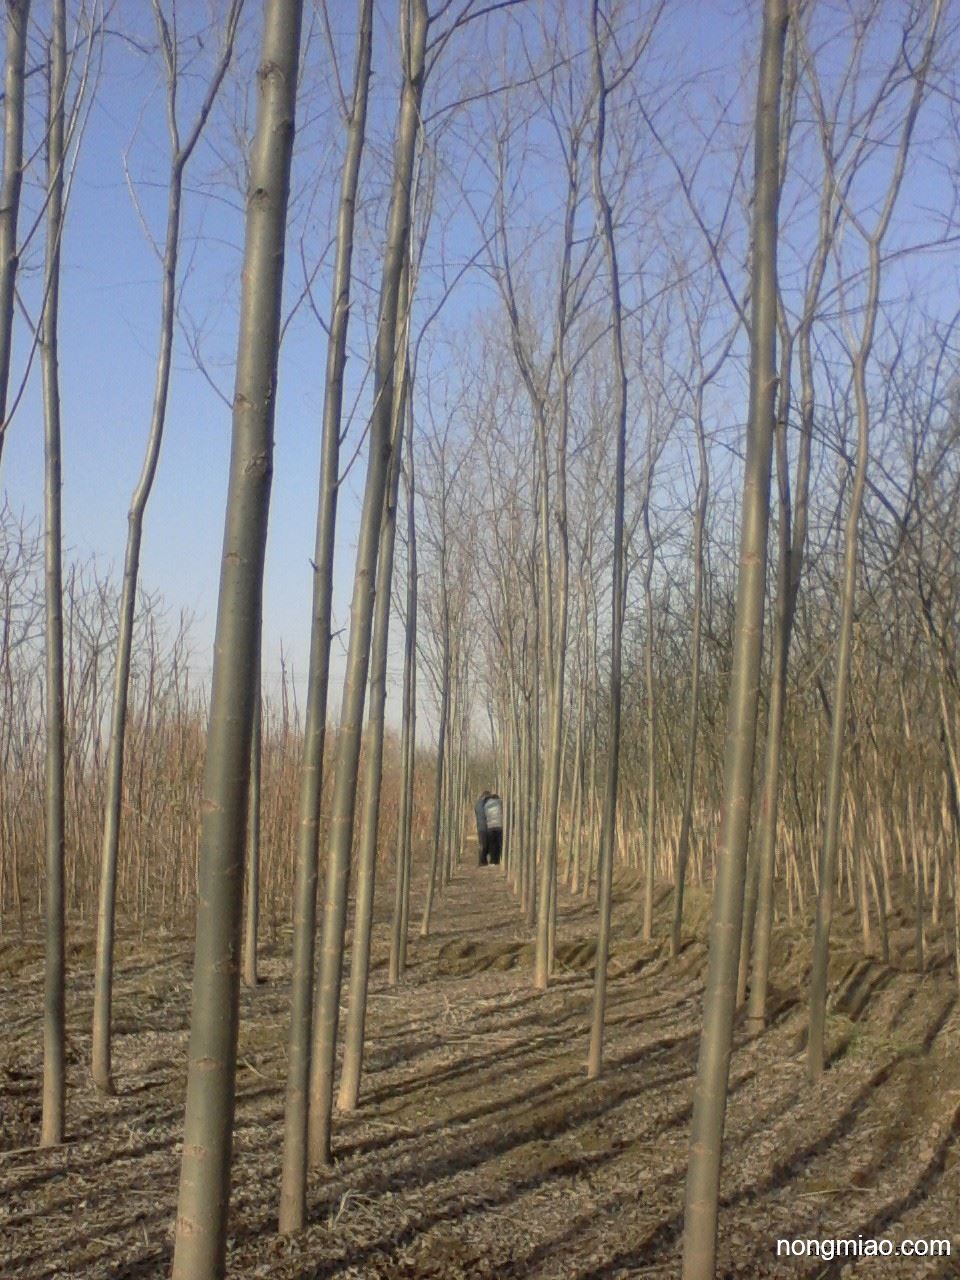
left=487, top=829, right=502, bottom=866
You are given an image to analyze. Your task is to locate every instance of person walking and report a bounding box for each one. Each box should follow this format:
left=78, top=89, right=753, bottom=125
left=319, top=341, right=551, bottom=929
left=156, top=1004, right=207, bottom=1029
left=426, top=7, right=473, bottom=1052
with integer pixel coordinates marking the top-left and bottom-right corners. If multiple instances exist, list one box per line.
left=481, top=792, right=503, bottom=866
left=475, top=791, right=492, bottom=865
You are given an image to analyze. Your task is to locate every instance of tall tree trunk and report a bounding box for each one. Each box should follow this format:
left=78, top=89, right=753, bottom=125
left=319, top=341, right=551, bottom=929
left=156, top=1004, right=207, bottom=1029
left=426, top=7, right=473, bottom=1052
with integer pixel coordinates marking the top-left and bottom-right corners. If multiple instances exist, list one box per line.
left=519, top=690, right=532, bottom=911
left=681, top=2, right=786, bottom=1273
left=533, top=266, right=575, bottom=988
left=747, top=69, right=827, bottom=1025
left=390, top=392, right=418, bottom=985
left=171, top=2, right=303, bottom=1272
left=278, top=0, right=372, bottom=1233
left=641, top=457, right=657, bottom=941
left=441, top=667, right=457, bottom=887
left=672, top=386, right=708, bottom=956
left=807, top=387, right=871, bottom=1078
left=307, top=0, right=427, bottom=1169
left=338, top=270, right=410, bottom=1110
left=40, top=0, right=67, bottom=1149
left=526, top=596, right=541, bottom=927
left=0, top=0, right=29, bottom=468
left=736, top=332, right=793, bottom=1009
left=242, top=633, right=262, bottom=988
left=587, top=1, right=628, bottom=1078
left=582, top=699, right=598, bottom=900
left=569, top=673, right=586, bottom=893
left=419, top=655, right=448, bottom=936
left=420, top=589, right=449, bottom=937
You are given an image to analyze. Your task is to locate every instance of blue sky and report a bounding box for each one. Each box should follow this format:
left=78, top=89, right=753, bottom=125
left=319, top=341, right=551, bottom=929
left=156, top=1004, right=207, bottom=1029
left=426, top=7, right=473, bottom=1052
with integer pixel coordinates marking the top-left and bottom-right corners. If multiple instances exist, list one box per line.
left=2, top=2, right=381, bottom=711
left=2, top=0, right=956, bottom=731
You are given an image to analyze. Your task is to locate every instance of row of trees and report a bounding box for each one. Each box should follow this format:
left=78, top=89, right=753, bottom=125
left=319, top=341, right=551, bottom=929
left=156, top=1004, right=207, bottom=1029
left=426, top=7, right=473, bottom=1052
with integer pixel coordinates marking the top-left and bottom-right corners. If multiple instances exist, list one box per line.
left=399, top=1, right=960, bottom=1275
left=0, top=503, right=435, bottom=933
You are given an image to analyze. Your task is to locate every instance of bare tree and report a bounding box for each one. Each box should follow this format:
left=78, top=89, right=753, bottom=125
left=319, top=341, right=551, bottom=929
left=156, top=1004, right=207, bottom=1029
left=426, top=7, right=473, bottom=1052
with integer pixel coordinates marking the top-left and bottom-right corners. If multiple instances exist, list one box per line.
left=307, top=0, right=427, bottom=1170
left=671, top=280, right=736, bottom=956
left=807, top=0, right=945, bottom=1082
left=40, top=0, right=68, bottom=1150
left=337, top=258, right=411, bottom=1111
left=170, top=0, right=304, bottom=1272
left=389, top=379, right=418, bottom=984
left=242, top=623, right=262, bottom=987
left=278, top=0, right=373, bottom=1233
left=491, top=76, right=594, bottom=988
left=92, top=0, right=244, bottom=1097
left=586, top=0, right=628, bottom=1079
left=0, top=0, right=30, bottom=469
left=681, top=1, right=787, bottom=1273
left=744, top=16, right=829, bottom=1024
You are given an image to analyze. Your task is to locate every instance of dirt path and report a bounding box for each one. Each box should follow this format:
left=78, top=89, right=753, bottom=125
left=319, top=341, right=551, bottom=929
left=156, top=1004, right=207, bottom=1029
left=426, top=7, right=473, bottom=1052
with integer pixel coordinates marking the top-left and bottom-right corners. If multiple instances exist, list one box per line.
left=1, top=861, right=958, bottom=1278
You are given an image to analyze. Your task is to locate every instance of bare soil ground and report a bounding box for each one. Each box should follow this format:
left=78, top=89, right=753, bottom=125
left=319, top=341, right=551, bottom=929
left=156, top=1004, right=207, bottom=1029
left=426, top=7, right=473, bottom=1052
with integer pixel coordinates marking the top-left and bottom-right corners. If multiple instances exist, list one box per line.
left=1, top=860, right=959, bottom=1279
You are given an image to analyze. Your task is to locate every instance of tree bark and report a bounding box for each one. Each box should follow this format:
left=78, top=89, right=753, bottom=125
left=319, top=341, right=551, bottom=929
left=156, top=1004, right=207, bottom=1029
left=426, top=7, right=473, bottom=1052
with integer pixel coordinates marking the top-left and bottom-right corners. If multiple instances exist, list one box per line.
left=278, top=0, right=372, bottom=1233
left=672, top=384, right=708, bottom=957
left=681, top=2, right=786, bottom=1273
left=420, top=576, right=449, bottom=937
left=0, top=0, right=30, bottom=468
left=171, top=1, right=303, bottom=1272
left=390, top=388, right=418, bottom=985
left=736, top=330, right=793, bottom=1009
left=746, top=43, right=829, bottom=1022
left=587, top=0, right=628, bottom=1079
left=242, top=631, right=262, bottom=988
left=40, top=0, right=67, bottom=1149
left=307, top=0, right=427, bottom=1169
left=641, top=451, right=657, bottom=941
left=338, top=265, right=410, bottom=1111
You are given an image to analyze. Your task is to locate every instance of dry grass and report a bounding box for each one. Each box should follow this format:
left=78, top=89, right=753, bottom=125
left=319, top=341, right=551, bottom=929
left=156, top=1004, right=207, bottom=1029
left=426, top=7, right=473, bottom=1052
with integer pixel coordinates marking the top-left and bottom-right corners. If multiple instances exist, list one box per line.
left=1, top=860, right=958, bottom=1278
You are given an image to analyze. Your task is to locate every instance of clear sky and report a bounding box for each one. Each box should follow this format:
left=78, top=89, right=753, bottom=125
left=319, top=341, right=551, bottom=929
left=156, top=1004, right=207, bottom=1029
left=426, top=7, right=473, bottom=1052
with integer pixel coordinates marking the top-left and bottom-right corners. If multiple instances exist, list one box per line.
left=2, top=2, right=387, bottom=714
left=2, top=0, right=955, bottom=732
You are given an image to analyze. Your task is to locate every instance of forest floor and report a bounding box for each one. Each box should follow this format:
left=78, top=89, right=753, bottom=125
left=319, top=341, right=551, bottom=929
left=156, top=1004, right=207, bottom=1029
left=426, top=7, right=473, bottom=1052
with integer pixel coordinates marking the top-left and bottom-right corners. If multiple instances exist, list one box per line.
left=1, top=856, right=959, bottom=1279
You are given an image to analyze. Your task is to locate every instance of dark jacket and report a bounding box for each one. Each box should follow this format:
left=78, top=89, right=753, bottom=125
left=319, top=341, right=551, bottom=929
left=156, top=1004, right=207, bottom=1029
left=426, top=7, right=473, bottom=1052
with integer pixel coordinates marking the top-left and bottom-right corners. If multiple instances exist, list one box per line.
left=475, top=792, right=492, bottom=840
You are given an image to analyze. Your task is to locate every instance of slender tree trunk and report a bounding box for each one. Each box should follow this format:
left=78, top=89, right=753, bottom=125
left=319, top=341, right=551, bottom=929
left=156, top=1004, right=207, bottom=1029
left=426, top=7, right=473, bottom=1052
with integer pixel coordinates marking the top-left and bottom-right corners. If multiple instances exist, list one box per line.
left=40, top=0, right=67, bottom=1149
left=0, top=0, right=29, bottom=468
left=737, top=334, right=793, bottom=1010
left=642, top=471, right=657, bottom=941
left=583, top=709, right=598, bottom=900
left=338, top=271, right=410, bottom=1110
left=519, top=692, right=532, bottom=911
left=278, top=0, right=372, bottom=1233
left=920, top=595, right=960, bottom=989
left=441, top=669, right=457, bottom=886
left=242, top=633, right=262, bottom=988
left=390, top=396, right=418, bottom=984
left=569, top=676, right=586, bottom=893
left=681, top=3, right=786, bottom=1273
left=307, top=0, right=427, bottom=1169
left=390, top=673, right=415, bottom=983
left=807, top=417, right=870, bottom=1077
left=747, top=114, right=828, bottom=1030
left=587, top=3, right=628, bottom=1078
left=420, top=661, right=447, bottom=937
left=92, top=1, right=242, bottom=1094
left=171, top=2, right=303, bottom=1272
left=526, top=610, right=540, bottom=927
left=672, top=388, right=708, bottom=956
left=533, top=296, right=574, bottom=988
